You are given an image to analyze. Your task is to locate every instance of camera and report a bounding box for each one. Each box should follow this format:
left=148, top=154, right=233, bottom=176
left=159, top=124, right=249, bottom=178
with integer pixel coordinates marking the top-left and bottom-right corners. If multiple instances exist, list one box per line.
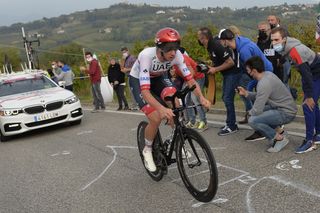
left=196, top=62, right=209, bottom=73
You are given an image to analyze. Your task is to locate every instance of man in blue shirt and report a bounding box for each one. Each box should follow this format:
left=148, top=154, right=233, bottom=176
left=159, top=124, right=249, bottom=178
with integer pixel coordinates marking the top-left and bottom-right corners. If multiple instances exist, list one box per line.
left=219, top=29, right=273, bottom=141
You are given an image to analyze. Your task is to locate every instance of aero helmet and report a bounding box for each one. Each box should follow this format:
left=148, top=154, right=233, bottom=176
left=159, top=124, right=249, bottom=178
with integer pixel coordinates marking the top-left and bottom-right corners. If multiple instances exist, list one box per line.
left=155, top=27, right=181, bottom=52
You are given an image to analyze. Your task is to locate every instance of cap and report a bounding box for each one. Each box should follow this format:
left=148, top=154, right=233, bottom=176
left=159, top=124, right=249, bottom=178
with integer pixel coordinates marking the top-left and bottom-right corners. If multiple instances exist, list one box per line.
left=219, top=29, right=235, bottom=40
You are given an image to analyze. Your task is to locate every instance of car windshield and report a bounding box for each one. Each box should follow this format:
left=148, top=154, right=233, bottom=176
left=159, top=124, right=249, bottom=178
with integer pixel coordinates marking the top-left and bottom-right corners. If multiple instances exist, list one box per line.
left=0, top=76, right=57, bottom=97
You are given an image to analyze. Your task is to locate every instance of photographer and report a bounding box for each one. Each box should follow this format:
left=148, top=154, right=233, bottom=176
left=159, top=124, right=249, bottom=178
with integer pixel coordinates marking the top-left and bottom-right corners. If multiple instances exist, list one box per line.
left=237, top=56, right=297, bottom=153
left=197, top=27, right=239, bottom=136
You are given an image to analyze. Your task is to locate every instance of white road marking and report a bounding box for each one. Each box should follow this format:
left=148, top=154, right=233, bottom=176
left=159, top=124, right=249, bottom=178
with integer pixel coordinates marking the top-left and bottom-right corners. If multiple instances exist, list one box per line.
left=192, top=197, right=229, bottom=208
left=80, top=145, right=137, bottom=191
left=276, top=159, right=302, bottom=171
left=246, top=176, right=320, bottom=213
left=77, top=130, right=93, bottom=135
left=50, top=150, right=71, bottom=157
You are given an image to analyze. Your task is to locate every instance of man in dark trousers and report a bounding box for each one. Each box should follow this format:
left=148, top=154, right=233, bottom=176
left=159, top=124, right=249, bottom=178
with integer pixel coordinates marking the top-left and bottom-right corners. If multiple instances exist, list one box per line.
left=83, top=51, right=105, bottom=112
left=108, top=58, right=129, bottom=111
left=120, top=46, right=137, bottom=110
left=271, top=27, right=320, bottom=154
left=197, top=27, right=239, bottom=136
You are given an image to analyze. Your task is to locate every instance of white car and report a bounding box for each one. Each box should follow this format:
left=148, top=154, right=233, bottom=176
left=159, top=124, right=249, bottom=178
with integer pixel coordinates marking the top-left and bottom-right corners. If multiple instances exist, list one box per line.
left=0, top=70, right=83, bottom=141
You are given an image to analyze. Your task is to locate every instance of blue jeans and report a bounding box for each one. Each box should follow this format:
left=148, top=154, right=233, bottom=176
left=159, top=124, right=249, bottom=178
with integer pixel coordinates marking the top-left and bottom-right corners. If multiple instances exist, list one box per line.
left=238, top=73, right=252, bottom=111
left=248, top=108, right=296, bottom=140
left=185, top=78, right=207, bottom=123
left=222, top=73, right=240, bottom=128
left=92, top=82, right=105, bottom=110
left=302, top=78, right=320, bottom=141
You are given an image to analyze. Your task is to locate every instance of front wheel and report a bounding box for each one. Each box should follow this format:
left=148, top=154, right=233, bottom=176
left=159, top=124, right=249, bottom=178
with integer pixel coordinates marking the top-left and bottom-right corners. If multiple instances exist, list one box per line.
left=176, top=128, right=218, bottom=202
left=137, top=121, right=166, bottom=181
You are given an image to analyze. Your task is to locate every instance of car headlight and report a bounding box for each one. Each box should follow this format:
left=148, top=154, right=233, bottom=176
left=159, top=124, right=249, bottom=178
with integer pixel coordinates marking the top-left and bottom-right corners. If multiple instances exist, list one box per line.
left=64, top=96, right=79, bottom=104
left=0, top=109, right=22, bottom=116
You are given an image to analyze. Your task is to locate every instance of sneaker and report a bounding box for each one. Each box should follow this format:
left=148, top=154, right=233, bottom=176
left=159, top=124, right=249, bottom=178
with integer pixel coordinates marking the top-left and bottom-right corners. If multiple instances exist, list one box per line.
left=267, top=136, right=289, bottom=153
left=220, top=125, right=228, bottom=130
left=245, top=131, right=266, bottom=141
left=123, top=106, right=130, bottom=111
left=185, top=121, right=199, bottom=129
left=142, top=148, right=157, bottom=172
left=218, top=125, right=239, bottom=136
left=197, top=121, right=208, bottom=132
left=91, top=109, right=99, bottom=113
left=295, top=140, right=317, bottom=154
left=116, top=107, right=122, bottom=111
left=313, top=134, right=320, bottom=145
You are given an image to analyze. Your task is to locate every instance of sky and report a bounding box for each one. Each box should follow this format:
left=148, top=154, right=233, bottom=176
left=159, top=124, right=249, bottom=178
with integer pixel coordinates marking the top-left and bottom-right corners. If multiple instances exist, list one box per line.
left=0, top=0, right=317, bottom=26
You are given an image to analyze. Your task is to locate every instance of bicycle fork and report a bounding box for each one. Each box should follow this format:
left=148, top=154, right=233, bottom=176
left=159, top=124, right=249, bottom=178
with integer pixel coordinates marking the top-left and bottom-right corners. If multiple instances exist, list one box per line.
left=178, top=128, right=202, bottom=168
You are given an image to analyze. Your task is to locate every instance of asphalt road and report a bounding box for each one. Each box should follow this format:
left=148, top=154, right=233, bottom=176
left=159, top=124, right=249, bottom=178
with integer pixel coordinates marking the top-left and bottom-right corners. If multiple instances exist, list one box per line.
left=0, top=108, right=319, bottom=213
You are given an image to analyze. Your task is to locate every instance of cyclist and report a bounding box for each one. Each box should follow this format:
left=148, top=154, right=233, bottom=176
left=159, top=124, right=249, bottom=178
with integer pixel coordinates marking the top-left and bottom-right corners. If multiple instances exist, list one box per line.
left=129, top=27, right=211, bottom=172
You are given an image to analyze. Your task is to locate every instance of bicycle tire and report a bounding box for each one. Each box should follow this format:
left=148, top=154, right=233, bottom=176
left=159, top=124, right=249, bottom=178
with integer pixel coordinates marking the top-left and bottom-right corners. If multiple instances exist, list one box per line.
left=176, top=128, right=218, bottom=202
left=137, top=121, right=165, bottom=182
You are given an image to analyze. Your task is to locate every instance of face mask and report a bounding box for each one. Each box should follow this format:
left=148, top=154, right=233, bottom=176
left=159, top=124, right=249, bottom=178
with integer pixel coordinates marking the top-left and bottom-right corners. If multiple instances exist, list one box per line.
left=270, top=24, right=277, bottom=29
left=122, top=52, right=128, bottom=59
left=51, top=65, right=56, bottom=69
left=258, top=31, right=268, bottom=40
left=273, top=43, right=284, bottom=53
left=86, top=57, right=93, bottom=62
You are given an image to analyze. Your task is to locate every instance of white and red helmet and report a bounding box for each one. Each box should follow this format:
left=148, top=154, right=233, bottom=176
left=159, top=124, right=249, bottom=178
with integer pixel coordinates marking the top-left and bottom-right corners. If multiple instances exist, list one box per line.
left=155, top=27, right=181, bottom=52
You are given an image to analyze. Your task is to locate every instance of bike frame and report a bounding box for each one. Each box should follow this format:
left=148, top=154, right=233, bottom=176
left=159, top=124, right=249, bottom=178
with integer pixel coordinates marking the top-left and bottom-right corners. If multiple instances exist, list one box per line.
left=159, top=85, right=203, bottom=167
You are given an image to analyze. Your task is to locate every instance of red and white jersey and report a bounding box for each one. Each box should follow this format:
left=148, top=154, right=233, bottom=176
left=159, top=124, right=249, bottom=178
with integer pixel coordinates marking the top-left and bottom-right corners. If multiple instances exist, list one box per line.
left=130, top=47, right=192, bottom=91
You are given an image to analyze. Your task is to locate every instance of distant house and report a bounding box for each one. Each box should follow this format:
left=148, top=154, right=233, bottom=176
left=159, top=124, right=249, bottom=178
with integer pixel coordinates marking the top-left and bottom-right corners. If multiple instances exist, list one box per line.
left=282, top=11, right=299, bottom=17
left=168, top=9, right=184, bottom=14
left=57, top=29, right=65, bottom=34
left=168, top=17, right=181, bottom=23
left=156, top=10, right=166, bottom=14
left=98, top=27, right=112, bottom=34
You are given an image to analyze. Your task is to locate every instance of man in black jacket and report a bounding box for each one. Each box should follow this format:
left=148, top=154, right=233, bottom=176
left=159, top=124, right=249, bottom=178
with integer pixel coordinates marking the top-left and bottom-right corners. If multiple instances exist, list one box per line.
left=108, top=58, right=129, bottom=110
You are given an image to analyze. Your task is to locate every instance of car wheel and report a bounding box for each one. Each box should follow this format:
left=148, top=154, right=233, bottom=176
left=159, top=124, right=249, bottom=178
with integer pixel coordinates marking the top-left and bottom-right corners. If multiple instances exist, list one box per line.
left=0, top=130, right=9, bottom=142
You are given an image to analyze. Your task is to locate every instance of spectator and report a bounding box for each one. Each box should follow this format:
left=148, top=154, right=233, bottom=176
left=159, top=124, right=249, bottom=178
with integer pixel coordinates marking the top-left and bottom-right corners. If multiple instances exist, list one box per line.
left=237, top=56, right=297, bottom=152
left=219, top=28, right=273, bottom=141
left=225, top=26, right=253, bottom=125
left=120, top=46, right=137, bottom=110
left=271, top=27, right=320, bottom=154
left=267, top=15, right=291, bottom=86
left=257, top=21, right=284, bottom=81
left=228, top=25, right=241, bottom=36
left=173, top=47, right=208, bottom=132
left=54, top=60, right=74, bottom=91
left=108, top=58, right=129, bottom=111
left=267, top=15, right=280, bottom=29
left=82, top=51, right=105, bottom=113
left=50, top=61, right=61, bottom=84
left=197, top=27, right=239, bottom=136
left=47, top=68, right=58, bottom=84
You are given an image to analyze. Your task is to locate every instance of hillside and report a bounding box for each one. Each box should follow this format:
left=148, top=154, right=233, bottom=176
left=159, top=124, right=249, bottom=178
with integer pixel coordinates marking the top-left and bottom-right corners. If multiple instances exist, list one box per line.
left=0, top=3, right=319, bottom=52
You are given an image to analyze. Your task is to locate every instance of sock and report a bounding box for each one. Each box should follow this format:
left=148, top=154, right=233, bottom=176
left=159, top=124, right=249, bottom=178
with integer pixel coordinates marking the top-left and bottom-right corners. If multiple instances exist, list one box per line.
left=144, top=139, right=153, bottom=151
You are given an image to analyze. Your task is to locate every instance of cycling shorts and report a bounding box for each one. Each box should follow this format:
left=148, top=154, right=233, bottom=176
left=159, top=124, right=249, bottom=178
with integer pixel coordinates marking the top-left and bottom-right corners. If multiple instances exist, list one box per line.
left=129, top=74, right=177, bottom=115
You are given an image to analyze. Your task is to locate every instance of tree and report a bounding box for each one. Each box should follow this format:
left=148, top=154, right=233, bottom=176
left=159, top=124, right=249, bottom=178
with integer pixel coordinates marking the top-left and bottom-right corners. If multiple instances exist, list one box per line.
left=0, top=48, right=21, bottom=72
